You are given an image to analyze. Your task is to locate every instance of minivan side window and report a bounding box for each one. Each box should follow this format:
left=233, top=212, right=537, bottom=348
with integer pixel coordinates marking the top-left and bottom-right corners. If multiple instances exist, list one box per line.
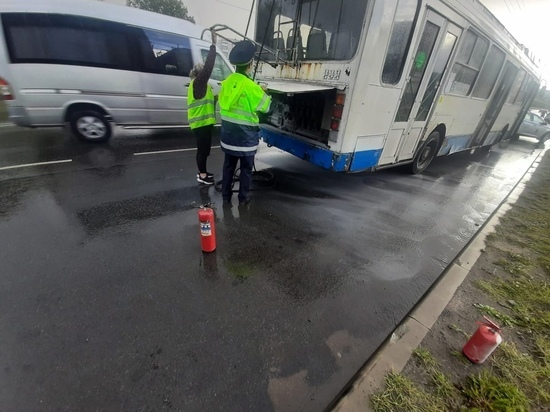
left=2, top=13, right=134, bottom=71
left=200, top=50, right=232, bottom=81
left=2, top=13, right=194, bottom=77
left=139, top=29, right=193, bottom=77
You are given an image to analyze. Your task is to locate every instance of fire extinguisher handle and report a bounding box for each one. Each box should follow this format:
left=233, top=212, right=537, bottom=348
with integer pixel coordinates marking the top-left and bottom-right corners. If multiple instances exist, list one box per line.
left=479, top=316, right=501, bottom=331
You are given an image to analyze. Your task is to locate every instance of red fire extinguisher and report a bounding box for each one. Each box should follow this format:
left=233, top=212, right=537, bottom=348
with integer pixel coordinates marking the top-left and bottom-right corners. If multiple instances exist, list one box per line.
left=198, top=206, right=216, bottom=252
left=463, top=316, right=502, bottom=364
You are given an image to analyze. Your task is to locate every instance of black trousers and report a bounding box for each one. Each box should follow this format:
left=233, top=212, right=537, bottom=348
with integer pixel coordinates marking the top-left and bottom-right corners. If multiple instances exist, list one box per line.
left=193, top=125, right=213, bottom=174
left=222, top=153, right=254, bottom=202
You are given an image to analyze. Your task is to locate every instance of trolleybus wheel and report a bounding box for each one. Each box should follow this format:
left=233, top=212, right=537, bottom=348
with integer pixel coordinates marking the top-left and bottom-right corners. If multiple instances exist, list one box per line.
left=411, top=131, right=440, bottom=174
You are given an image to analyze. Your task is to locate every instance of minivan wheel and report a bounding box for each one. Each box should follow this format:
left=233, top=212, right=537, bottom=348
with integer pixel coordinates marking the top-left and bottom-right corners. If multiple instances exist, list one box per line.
left=539, top=133, right=550, bottom=144
left=70, top=110, right=112, bottom=143
left=410, top=131, right=440, bottom=174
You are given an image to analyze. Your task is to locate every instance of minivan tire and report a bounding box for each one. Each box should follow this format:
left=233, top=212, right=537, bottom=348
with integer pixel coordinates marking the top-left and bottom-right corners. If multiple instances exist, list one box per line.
left=410, top=131, right=440, bottom=174
left=70, top=110, right=112, bottom=143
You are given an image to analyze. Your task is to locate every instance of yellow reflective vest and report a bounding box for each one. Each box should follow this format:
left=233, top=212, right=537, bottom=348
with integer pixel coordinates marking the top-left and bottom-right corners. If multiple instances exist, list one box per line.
left=218, top=73, right=271, bottom=127
left=218, top=73, right=271, bottom=156
left=187, top=81, right=216, bottom=130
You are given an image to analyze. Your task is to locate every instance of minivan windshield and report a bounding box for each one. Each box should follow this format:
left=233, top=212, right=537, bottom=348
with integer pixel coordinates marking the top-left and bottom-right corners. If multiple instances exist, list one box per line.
left=255, top=0, right=368, bottom=61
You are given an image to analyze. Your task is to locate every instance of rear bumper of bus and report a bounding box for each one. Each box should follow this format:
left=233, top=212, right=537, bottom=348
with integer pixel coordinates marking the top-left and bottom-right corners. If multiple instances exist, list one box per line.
left=260, top=126, right=382, bottom=173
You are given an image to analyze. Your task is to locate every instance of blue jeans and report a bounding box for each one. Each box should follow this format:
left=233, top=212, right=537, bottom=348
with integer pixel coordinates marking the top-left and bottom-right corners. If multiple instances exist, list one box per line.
left=222, top=154, right=254, bottom=202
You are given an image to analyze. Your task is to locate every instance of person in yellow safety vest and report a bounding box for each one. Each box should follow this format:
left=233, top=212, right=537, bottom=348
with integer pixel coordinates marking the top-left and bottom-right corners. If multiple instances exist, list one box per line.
left=188, top=31, right=218, bottom=185
left=218, top=41, right=271, bottom=204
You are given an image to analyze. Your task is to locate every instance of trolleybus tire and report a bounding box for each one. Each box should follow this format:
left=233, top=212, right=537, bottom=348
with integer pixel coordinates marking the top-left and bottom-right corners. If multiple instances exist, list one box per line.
left=411, top=131, right=440, bottom=174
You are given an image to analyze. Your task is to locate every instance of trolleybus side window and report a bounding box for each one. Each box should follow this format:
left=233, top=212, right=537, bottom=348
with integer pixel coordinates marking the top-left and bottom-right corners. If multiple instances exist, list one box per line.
left=471, top=45, right=505, bottom=99
left=447, top=29, right=489, bottom=96
left=256, top=0, right=368, bottom=61
left=2, top=13, right=133, bottom=71
left=381, top=0, right=421, bottom=85
left=506, top=69, right=526, bottom=105
left=415, top=32, right=458, bottom=121
left=513, top=74, right=531, bottom=106
left=395, top=21, right=440, bottom=122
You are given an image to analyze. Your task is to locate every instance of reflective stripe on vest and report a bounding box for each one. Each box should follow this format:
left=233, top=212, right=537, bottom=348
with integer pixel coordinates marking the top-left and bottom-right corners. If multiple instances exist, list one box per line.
left=220, top=113, right=258, bottom=127
left=256, top=94, right=271, bottom=112
left=188, top=81, right=216, bottom=129
left=220, top=140, right=258, bottom=152
left=220, top=120, right=260, bottom=157
left=218, top=73, right=271, bottom=127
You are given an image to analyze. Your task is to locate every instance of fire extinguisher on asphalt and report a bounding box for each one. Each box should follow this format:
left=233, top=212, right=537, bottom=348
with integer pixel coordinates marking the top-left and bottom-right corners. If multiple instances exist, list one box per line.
left=463, top=316, right=502, bottom=364
left=198, top=206, right=216, bottom=253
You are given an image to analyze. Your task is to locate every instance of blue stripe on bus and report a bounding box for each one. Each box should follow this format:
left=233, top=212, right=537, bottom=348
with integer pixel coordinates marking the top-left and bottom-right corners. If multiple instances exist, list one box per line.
left=260, top=127, right=382, bottom=172
left=438, top=134, right=472, bottom=155
left=349, top=148, right=383, bottom=172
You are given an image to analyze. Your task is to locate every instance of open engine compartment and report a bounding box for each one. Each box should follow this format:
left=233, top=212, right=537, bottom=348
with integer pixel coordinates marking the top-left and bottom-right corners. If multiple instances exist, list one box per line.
left=260, top=89, right=336, bottom=145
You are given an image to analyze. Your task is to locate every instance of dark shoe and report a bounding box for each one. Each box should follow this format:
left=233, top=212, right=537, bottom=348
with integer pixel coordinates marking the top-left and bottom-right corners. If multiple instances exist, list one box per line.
left=197, top=175, right=214, bottom=185
left=197, top=172, right=214, bottom=178
left=239, top=197, right=252, bottom=205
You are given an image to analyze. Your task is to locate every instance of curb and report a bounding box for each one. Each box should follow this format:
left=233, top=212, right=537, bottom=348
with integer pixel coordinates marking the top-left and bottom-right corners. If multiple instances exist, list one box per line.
left=331, top=149, right=545, bottom=412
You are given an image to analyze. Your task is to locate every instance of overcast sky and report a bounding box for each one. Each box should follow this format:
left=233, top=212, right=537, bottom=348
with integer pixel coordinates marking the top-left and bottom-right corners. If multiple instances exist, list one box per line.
left=105, top=0, right=549, bottom=83
left=106, top=0, right=255, bottom=36
left=481, top=0, right=549, bottom=83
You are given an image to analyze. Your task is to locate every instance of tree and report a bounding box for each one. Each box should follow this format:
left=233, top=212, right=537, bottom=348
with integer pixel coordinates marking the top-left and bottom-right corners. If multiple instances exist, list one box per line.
left=126, top=0, right=195, bottom=23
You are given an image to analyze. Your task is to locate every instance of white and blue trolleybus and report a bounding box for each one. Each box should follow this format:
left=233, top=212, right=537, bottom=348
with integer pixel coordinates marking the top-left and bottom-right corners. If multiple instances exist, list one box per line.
left=213, top=0, right=541, bottom=173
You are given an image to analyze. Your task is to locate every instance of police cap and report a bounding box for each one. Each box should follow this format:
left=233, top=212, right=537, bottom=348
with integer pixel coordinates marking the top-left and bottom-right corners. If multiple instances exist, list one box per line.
left=229, top=41, right=256, bottom=66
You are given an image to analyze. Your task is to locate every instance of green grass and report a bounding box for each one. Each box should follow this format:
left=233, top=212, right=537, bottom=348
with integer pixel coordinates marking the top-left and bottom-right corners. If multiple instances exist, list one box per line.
left=472, top=303, right=519, bottom=326
left=476, top=277, right=550, bottom=332
left=412, top=348, right=460, bottom=403
left=373, top=345, right=547, bottom=412
left=493, top=342, right=550, bottom=405
left=485, top=232, right=498, bottom=244
left=462, top=370, right=530, bottom=411
left=493, top=252, right=532, bottom=276
left=373, top=345, right=544, bottom=411
left=412, top=347, right=438, bottom=368
left=370, top=371, right=447, bottom=412
left=430, top=369, right=457, bottom=399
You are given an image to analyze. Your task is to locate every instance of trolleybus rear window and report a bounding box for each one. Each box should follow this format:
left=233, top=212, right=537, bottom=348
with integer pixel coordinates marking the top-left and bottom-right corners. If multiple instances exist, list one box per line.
left=256, top=0, right=368, bottom=61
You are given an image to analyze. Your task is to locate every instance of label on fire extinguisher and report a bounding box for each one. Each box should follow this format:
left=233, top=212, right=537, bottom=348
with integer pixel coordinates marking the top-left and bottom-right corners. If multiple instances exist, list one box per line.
left=200, top=222, right=212, bottom=236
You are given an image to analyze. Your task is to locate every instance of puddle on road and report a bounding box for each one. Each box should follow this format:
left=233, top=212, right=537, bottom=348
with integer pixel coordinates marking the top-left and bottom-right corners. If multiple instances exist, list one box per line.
left=267, top=329, right=368, bottom=412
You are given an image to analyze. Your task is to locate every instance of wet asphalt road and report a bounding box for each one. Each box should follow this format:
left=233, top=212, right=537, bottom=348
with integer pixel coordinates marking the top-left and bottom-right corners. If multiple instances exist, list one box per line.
left=0, top=125, right=544, bottom=411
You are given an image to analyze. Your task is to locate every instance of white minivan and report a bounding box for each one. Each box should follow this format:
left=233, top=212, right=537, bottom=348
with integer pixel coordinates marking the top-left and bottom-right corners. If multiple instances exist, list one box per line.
left=0, top=0, right=233, bottom=142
